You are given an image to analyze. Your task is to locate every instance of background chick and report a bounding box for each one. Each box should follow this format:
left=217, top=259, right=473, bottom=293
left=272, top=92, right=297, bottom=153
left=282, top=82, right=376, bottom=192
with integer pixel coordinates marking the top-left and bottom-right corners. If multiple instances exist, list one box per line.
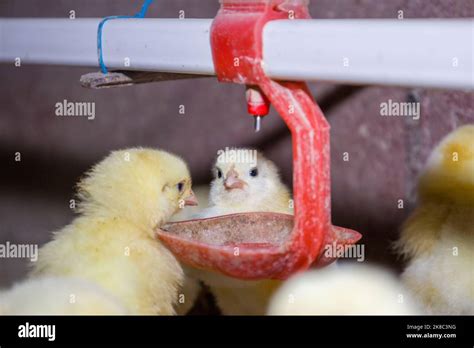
left=187, top=148, right=292, bottom=315
left=267, top=264, right=419, bottom=315
left=199, top=148, right=292, bottom=218
left=0, top=276, right=127, bottom=315
left=396, top=125, right=474, bottom=314
left=170, top=185, right=210, bottom=315
left=30, top=148, right=198, bottom=315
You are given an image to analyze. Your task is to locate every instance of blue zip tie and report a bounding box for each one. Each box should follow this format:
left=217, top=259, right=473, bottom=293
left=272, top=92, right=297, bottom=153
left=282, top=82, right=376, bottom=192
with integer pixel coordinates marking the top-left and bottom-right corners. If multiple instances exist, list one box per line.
left=97, top=0, right=154, bottom=74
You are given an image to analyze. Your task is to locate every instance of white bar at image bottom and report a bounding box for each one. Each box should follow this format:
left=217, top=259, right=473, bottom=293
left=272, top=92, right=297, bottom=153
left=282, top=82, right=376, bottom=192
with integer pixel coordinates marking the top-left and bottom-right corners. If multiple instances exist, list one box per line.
left=0, top=18, right=472, bottom=90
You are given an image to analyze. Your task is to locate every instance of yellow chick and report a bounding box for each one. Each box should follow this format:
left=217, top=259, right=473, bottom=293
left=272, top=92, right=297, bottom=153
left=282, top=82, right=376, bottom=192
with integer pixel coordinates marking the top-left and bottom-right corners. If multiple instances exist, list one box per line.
left=30, top=148, right=198, bottom=315
left=267, top=264, right=419, bottom=315
left=0, top=276, right=127, bottom=315
left=396, top=125, right=474, bottom=314
left=188, top=148, right=292, bottom=315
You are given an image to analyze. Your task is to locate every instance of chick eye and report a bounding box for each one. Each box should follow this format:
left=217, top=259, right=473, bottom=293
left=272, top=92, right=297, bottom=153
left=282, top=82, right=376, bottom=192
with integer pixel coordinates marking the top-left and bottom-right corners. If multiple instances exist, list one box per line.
left=216, top=168, right=222, bottom=179
left=176, top=182, right=184, bottom=192
left=249, top=168, right=258, bottom=177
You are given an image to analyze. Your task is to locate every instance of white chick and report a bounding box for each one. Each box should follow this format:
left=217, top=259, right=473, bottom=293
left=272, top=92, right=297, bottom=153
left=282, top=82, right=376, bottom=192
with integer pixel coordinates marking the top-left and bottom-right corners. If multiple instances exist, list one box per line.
left=267, top=264, right=419, bottom=315
left=396, top=125, right=474, bottom=314
left=188, top=148, right=292, bottom=315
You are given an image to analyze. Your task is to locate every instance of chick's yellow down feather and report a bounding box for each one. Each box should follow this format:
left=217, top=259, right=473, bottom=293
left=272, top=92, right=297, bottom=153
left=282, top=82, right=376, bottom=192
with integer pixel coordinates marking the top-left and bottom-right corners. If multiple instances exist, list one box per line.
left=397, top=125, right=474, bottom=314
left=30, top=148, right=197, bottom=314
left=185, top=148, right=292, bottom=315
left=267, top=264, right=419, bottom=315
left=0, top=276, right=127, bottom=315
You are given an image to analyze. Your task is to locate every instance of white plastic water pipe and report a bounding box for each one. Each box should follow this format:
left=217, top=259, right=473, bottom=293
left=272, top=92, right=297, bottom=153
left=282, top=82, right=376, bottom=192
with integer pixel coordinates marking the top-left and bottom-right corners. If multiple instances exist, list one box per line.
left=264, top=19, right=473, bottom=90
left=0, top=18, right=472, bottom=89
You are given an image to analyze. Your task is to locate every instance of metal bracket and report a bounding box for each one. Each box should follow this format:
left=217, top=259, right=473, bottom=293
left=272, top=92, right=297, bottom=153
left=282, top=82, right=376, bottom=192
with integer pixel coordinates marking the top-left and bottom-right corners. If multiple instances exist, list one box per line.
left=80, top=71, right=208, bottom=89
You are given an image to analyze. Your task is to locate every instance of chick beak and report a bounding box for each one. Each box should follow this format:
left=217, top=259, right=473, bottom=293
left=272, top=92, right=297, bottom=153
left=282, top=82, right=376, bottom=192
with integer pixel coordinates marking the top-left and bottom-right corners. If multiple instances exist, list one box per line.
left=184, top=190, right=199, bottom=206
left=224, top=169, right=246, bottom=190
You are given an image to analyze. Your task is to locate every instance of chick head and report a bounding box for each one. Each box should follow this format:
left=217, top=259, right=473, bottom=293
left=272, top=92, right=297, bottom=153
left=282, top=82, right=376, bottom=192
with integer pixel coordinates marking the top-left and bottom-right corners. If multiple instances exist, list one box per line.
left=209, top=148, right=289, bottom=211
left=419, top=125, right=474, bottom=205
left=77, top=148, right=197, bottom=233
